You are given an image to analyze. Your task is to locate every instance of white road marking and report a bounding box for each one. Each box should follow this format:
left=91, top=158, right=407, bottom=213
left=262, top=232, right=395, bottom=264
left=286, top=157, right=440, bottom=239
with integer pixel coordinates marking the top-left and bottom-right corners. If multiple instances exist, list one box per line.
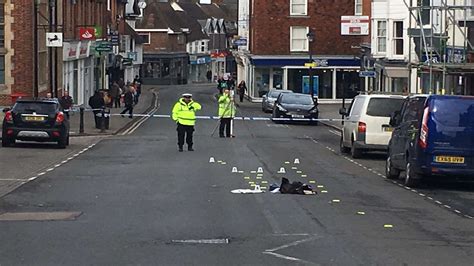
left=262, top=252, right=303, bottom=262
left=329, top=129, right=341, bottom=136
left=46, top=168, right=54, bottom=172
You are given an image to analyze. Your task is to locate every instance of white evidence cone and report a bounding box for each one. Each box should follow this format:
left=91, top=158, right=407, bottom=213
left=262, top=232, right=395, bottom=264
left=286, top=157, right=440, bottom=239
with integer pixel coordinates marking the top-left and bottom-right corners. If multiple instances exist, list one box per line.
left=294, top=158, right=300, bottom=164
left=278, top=167, right=286, bottom=174
left=257, top=167, right=264, bottom=173
left=209, top=157, right=215, bottom=163
left=232, top=167, right=238, bottom=173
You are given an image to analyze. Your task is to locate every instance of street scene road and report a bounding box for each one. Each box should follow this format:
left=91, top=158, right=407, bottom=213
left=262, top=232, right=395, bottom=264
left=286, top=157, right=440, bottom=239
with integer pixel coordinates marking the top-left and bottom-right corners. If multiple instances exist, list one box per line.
left=0, top=84, right=473, bottom=265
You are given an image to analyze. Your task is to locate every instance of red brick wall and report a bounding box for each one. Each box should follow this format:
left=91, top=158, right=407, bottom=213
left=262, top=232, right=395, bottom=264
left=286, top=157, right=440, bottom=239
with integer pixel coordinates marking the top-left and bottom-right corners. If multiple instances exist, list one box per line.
left=143, top=32, right=187, bottom=53
left=362, top=0, right=372, bottom=44
left=250, top=0, right=363, bottom=56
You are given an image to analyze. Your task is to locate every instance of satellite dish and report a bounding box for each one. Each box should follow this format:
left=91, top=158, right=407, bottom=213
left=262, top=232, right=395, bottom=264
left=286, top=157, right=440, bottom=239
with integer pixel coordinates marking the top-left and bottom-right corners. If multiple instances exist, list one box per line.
left=138, top=1, right=147, bottom=9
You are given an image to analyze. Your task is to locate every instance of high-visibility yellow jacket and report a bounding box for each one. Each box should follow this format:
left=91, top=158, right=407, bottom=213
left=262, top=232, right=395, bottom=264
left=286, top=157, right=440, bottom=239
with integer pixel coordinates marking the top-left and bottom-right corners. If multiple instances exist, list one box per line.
left=218, top=94, right=236, bottom=118
left=172, top=98, right=202, bottom=126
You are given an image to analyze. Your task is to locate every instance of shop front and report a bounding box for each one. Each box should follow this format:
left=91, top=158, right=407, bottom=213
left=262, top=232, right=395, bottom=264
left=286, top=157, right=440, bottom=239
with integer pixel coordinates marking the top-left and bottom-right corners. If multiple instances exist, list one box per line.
left=189, top=54, right=211, bottom=83
left=142, top=52, right=188, bottom=85
left=248, top=56, right=361, bottom=102
left=63, top=41, right=95, bottom=105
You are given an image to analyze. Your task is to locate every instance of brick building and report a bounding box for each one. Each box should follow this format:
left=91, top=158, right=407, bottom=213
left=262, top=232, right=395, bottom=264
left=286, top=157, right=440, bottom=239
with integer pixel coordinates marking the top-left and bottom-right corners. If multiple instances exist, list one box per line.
left=236, top=0, right=371, bottom=102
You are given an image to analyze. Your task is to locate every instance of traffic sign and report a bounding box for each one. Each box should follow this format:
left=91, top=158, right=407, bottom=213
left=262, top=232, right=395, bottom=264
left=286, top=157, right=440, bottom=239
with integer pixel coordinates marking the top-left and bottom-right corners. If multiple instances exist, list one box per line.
left=359, top=71, right=376, bottom=78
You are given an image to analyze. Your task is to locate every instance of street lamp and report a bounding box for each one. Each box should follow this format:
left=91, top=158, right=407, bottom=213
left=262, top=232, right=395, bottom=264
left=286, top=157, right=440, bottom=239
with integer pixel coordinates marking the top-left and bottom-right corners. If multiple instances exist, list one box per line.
left=307, top=31, right=315, bottom=99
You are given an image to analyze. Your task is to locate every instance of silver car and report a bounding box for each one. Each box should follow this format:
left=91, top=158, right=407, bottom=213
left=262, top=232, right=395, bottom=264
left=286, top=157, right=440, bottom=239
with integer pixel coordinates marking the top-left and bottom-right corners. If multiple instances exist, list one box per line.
left=261, top=90, right=292, bottom=113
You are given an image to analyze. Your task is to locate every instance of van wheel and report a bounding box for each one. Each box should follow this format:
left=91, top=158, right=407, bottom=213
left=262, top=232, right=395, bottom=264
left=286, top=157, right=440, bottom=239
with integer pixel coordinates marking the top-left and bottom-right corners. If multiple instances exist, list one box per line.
left=385, top=155, right=400, bottom=179
left=2, top=137, right=13, bottom=147
left=405, top=162, right=421, bottom=187
left=351, top=142, right=362, bottom=158
left=340, top=137, right=350, bottom=153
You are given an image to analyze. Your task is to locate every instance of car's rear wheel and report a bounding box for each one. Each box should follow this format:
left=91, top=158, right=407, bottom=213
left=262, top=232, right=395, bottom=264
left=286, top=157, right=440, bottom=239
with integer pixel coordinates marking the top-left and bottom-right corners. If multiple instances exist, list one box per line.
left=340, top=136, right=350, bottom=153
left=57, top=136, right=67, bottom=149
left=351, top=141, right=362, bottom=158
left=405, top=162, right=421, bottom=187
left=1, top=137, right=13, bottom=147
left=385, top=155, right=400, bottom=179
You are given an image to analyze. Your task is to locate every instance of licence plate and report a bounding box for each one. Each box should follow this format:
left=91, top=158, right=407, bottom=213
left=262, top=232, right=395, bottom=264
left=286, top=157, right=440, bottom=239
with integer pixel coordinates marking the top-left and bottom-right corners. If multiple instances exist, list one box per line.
left=383, top=127, right=393, bottom=132
left=292, top=114, right=304, bottom=118
left=434, top=156, right=465, bottom=164
left=25, top=116, right=45, bottom=121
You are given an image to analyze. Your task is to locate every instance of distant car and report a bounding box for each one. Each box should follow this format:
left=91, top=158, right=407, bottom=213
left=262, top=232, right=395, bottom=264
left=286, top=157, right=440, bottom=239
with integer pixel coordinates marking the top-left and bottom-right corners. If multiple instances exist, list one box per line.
left=272, top=93, right=319, bottom=125
left=2, top=98, right=70, bottom=148
left=339, top=94, right=406, bottom=158
left=262, top=90, right=292, bottom=112
left=386, top=95, right=474, bottom=187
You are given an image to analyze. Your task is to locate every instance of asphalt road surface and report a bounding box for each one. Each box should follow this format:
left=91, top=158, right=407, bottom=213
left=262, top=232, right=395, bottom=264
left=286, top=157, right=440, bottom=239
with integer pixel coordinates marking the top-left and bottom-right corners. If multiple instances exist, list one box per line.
left=0, top=84, right=473, bottom=265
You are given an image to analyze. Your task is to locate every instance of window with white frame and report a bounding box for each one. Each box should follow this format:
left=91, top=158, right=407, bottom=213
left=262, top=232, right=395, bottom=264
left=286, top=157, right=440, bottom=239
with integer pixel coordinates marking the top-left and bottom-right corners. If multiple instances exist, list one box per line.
left=355, top=0, right=363, bottom=15
left=290, top=26, right=308, bottom=52
left=138, top=33, right=150, bottom=44
left=290, top=0, right=307, bottom=16
left=376, top=21, right=387, bottom=53
left=393, top=21, right=404, bottom=55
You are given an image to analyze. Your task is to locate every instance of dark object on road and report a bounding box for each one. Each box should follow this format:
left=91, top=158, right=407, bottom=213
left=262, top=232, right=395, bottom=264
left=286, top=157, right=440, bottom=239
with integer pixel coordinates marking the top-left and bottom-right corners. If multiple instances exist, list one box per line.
left=272, top=93, right=319, bottom=125
left=386, top=95, right=474, bottom=187
left=279, top=178, right=316, bottom=195
left=2, top=97, right=70, bottom=148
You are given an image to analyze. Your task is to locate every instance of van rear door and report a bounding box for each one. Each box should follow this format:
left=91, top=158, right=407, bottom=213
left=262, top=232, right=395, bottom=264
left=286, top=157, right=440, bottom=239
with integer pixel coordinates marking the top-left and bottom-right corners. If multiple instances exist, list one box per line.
left=364, top=97, right=405, bottom=145
left=428, top=97, right=474, bottom=167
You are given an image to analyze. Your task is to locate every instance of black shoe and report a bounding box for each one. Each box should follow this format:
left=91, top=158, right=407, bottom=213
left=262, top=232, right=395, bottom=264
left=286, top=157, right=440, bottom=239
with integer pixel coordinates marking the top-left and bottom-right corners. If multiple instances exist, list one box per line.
left=188, top=147, right=194, bottom=151
left=121, top=114, right=125, bottom=118
left=219, top=135, right=225, bottom=138
left=178, top=147, right=183, bottom=152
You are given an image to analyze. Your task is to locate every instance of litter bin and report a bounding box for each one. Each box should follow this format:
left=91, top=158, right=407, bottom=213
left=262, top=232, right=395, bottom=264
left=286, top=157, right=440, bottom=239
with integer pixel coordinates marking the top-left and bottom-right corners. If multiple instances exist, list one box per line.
left=11, top=93, right=28, bottom=104
left=97, top=109, right=110, bottom=130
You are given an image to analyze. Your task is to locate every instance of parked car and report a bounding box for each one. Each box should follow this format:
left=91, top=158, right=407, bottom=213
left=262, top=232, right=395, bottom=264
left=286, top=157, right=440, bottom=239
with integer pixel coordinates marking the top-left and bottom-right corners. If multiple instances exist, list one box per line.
left=386, top=95, right=474, bottom=187
left=272, top=93, right=319, bottom=125
left=262, top=89, right=292, bottom=112
left=2, top=98, right=70, bottom=148
left=339, top=94, right=406, bottom=158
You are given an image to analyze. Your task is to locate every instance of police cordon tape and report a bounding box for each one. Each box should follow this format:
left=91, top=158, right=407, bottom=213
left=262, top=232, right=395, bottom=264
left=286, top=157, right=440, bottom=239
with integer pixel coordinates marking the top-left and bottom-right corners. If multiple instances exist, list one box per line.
left=65, top=108, right=344, bottom=122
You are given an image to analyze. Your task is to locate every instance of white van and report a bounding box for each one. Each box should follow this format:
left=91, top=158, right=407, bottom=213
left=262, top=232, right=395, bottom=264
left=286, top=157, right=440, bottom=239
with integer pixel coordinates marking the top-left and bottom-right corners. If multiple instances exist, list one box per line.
left=339, top=94, right=406, bottom=158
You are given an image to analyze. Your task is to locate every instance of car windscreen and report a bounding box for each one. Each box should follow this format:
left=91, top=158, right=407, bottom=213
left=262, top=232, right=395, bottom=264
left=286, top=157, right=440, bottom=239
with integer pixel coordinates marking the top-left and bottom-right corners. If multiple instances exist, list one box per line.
left=281, top=94, right=313, bottom=105
left=366, top=98, right=405, bottom=117
left=432, top=98, right=474, bottom=128
left=13, top=102, right=57, bottom=115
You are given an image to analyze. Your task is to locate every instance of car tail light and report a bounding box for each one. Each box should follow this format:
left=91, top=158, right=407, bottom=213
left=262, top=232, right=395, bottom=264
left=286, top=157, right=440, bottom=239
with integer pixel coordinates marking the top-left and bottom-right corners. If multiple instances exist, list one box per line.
left=419, top=106, right=429, bottom=149
left=5, top=111, right=12, bottom=122
left=55, top=112, right=65, bottom=124
left=358, top=122, right=367, bottom=133
left=6, top=129, right=13, bottom=135
left=52, top=131, right=61, bottom=137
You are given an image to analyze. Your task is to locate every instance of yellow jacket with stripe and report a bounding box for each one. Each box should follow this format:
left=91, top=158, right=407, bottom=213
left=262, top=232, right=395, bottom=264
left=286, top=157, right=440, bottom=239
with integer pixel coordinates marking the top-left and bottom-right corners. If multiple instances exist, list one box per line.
left=172, top=98, right=202, bottom=126
left=218, top=94, right=236, bottom=118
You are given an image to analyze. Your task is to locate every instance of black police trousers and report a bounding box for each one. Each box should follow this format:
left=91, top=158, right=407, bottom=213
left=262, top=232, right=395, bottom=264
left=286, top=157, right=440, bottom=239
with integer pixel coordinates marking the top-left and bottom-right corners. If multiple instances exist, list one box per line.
left=177, top=123, right=194, bottom=148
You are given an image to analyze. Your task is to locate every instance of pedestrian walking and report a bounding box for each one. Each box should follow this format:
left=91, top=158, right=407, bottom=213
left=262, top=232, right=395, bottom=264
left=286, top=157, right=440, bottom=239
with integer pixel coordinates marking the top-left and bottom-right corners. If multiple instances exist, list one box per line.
left=218, top=89, right=236, bottom=138
left=110, top=81, right=121, bottom=108
left=171, top=93, right=202, bottom=152
left=120, top=85, right=134, bottom=118
left=206, top=70, right=212, bottom=82
left=133, top=75, right=142, bottom=103
left=237, top=80, right=247, bottom=102
left=59, top=90, right=73, bottom=118
left=88, top=91, right=105, bottom=129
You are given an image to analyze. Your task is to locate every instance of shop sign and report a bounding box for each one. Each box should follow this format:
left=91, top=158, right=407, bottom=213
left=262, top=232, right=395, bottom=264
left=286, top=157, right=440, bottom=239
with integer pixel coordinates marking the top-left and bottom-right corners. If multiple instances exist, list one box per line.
left=79, top=27, right=96, bottom=40
left=63, top=42, right=78, bottom=61
left=78, top=41, right=90, bottom=59
left=190, top=55, right=211, bottom=65
left=94, top=26, right=103, bottom=38
left=341, top=16, right=369, bottom=36
left=128, top=52, right=138, bottom=61
left=210, top=51, right=229, bottom=58
left=109, top=31, right=120, bottom=46
left=359, top=71, right=376, bottom=78
left=95, top=41, right=112, bottom=52
left=233, top=38, right=247, bottom=46
left=122, top=58, right=133, bottom=66
left=46, top=32, right=63, bottom=47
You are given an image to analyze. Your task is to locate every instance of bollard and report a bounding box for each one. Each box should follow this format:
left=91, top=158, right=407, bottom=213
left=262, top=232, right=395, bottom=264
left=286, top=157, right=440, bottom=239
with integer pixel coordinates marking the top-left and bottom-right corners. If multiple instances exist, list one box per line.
left=79, top=107, right=85, bottom=134
left=100, top=108, right=106, bottom=133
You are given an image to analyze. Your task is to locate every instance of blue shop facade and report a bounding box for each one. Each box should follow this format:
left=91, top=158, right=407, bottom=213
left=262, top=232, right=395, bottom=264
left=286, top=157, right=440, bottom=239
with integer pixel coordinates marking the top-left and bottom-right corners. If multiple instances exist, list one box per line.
left=243, top=55, right=361, bottom=102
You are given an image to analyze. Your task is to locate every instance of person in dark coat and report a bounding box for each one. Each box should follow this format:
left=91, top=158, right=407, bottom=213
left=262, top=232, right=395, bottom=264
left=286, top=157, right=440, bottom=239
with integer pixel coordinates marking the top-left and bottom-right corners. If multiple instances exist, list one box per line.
left=133, top=75, right=142, bottom=103
left=237, top=81, right=247, bottom=102
left=206, top=70, right=212, bottom=82
left=88, top=91, right=105, bottom=128
left=59, top=90, right=73, bottom=118
left=110, top=82, right=121, bottom=108
left=120, top=86, right=134, bottom=118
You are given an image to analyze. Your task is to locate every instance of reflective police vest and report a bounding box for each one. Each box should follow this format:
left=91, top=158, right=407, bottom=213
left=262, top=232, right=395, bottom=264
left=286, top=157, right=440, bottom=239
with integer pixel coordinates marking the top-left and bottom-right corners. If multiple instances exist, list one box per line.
left=218, top=94, right=236, bottom=118
left=172, top=98, right=202, bottom=126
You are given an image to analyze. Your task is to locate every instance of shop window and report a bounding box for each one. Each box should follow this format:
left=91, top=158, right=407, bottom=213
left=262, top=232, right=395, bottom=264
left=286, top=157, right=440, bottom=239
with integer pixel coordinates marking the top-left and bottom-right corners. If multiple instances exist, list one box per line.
left=355, top=0, right=362, bottom=15
left=254, top=68, right=270, bottom=97
left=417, top=0, right=430, bottom=25
left=290, top=0, right=307, bottom=16
left=290, top=26, right=308, bottom=52
left=0, top=3, right=4, bottom=48
left=336, top=70, right=359, bottom=99
left=376, top=21, right=387, bottom=53
left=393, top=21, right=404, bottom=55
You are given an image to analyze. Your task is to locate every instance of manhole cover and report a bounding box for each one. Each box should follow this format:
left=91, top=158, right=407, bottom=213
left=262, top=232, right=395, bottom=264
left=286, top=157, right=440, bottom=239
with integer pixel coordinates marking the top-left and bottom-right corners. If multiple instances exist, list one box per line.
left=171, top=238, right=230, bottom=244
left=0, top=211, right=82, bottom=221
